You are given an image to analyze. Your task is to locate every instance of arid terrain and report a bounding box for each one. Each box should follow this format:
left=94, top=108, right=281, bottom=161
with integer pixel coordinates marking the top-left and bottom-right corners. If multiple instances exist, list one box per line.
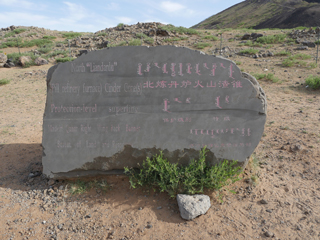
left=0, top=24, right=320, bottom=240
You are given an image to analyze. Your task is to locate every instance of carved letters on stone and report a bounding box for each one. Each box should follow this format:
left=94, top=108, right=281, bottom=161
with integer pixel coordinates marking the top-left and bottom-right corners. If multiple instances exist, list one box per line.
left=42, top=46, right=267, bottom=178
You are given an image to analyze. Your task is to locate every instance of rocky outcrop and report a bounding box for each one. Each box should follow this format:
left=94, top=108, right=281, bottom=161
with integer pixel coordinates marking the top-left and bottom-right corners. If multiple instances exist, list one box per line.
left=0, top=53, right=7, bottom=67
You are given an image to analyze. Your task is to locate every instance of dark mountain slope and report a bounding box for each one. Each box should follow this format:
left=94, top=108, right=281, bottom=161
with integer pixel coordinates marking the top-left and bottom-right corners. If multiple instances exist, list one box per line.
left=192, top=0, right=320, bottom=29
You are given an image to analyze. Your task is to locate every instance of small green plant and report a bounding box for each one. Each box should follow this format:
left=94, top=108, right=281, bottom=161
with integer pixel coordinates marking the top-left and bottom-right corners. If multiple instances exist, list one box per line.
left=128, top=39, right=141, bottom=46
left=282, top=54, right=313, bottom=68
left=7, top=52, right=37, bottom=66
left=315, top=40, right=320, bottom=45
left=253, top=73, right=279, bottom=83
left=43, top=35, right=56, bottom=40
left=116, top=41, right=127, bottom=46
left=69, top=179, right=109, bottom=194
left=61, top=32, right=82, bottom=39
left=47, top=50, right=68, bottom=58
left=239, top=49, right=259, bottom=55
left=275, top=51, right=291, bottom=56
left=124, top=147, right=242, bottom=198
left=202, top=35, right=218, bottom=41
left=136, top=33, right=148, bottom=39
left=159, top=24, right=199, bottom=35
left=235, top=61, right=241, bottom=65
left=144, top=37, right=154, bottom=44
left=4, top=32, right=15, bottom=38
left=117, top=23, right=124, bottom=28
left=305, top=75, right=320, bottom=89
left=37, top=44, right=54, bottom=54
left=194, top=42, right=212, bottom=49
left=97, top=32, right=107, bottom=37
left=256, top=34, right=287, bottom=44
left=0, top=79, right=11, bottom=85
left=27, top=32, right=37, bottom=37
left=13, top=28, right=27, bottom=34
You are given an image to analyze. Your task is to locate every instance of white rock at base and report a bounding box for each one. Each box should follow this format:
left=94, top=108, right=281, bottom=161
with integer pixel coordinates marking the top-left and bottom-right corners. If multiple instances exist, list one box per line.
left=177, top=194, right=211, bottom=220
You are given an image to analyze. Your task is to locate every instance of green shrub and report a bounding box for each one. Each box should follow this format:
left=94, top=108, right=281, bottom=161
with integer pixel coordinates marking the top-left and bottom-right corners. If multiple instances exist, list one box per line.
left=144, top=37, right=154, bottom=44
left=47, top=50, right=68, bottom=58
left=117, top=41, right=127, bottom=46
left=124, top=147, right=242, bottom=198
left=239, top=49, right=259, bottom=55
left=69, top=180, right=109, bottom=194
left=128, top=39, right=141, bottom=46
left=0, top=79, right=11, bottom=85
left=194, top=42, right=212, bottom=49
left=96, top=32, right=107, bottom=36
left=275, top=51, right=291, bottom=56
left=37, top=45, right=53, bottom=54
left=4, top=32, right=15, bottom=38
left=117, top=23, right=124, bottom=28
left=305, top=75, right=320, bottom=89
left=256, top=34, right=287, bottom=44
left=13, top=28, right=27, bottom=34
left=43, top=35, right=56, bottom=40
left=315, top=40, right=320, bottom=45
left=61, top=32, right=82, bottom=39
left=7, top=52, right=37, bottom=66
left=27, top=32, right=37, bottom=37
left=202, top=35, right=218, bottom=41
left=253, top=73, right=279, bottom=83
left=159, top=24, right=199, bottom=35
left=136, top=33, right=148, bottom=39
left=282, top=54, right=313, bottom=68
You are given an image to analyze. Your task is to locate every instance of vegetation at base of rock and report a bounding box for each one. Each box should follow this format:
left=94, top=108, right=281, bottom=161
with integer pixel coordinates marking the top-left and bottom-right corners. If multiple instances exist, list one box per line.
left=61, top=32, right=82, bottom=39
left=56, top=57, right=74, bottom=63
left=239, top=49, right=259, bottom=55
left=0, top=79, right=11, bottom=85
left=315, top=40, right=320, bottom=45
left=6, top=52, right=38, bottom=67
left=69, top=180, right=109, bottom=194
left=159, top=24, right=199, bottom=35
left=124, top=147, right=242, bottom=198
left=128, top=39, right=141, bottom=46
left=194, top=42, right=212, bottom=49
left=305, top=75, right=320, bottom=89
left=254, top=73, right=279, bottom=83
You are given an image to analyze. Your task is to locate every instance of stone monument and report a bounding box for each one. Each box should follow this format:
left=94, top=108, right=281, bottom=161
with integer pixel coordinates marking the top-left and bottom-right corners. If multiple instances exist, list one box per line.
left=42, top=46, right=267, bottom=179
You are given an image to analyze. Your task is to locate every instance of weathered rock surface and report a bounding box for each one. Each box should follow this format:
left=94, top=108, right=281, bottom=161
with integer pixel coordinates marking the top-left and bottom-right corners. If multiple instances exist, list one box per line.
left=42, top=46, right=267, bottom=179
left=19, top=56, right=32, bottom=67
left=177, top=194, right=211, bottom=220
left=35, top=57, right=48, bottom=66
left=0, top=53, right=7, bottom=67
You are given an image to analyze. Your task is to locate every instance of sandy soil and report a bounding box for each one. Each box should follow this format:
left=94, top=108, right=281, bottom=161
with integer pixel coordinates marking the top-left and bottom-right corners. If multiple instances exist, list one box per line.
left=1, top=41, right=320, bottom=240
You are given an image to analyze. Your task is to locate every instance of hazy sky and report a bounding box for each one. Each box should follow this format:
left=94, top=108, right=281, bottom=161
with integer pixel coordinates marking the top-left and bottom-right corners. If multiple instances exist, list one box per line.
left=0, top=0, right=243, bottom=32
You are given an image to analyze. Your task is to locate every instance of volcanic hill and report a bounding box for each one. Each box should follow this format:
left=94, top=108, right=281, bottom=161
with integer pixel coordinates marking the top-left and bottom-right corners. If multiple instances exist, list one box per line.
left=192, top=0, right=320, bottom=29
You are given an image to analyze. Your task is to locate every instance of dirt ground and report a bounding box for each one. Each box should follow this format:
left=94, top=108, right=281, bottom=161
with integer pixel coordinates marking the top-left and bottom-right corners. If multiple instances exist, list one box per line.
left=1, top=40, right=320, bottom=240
